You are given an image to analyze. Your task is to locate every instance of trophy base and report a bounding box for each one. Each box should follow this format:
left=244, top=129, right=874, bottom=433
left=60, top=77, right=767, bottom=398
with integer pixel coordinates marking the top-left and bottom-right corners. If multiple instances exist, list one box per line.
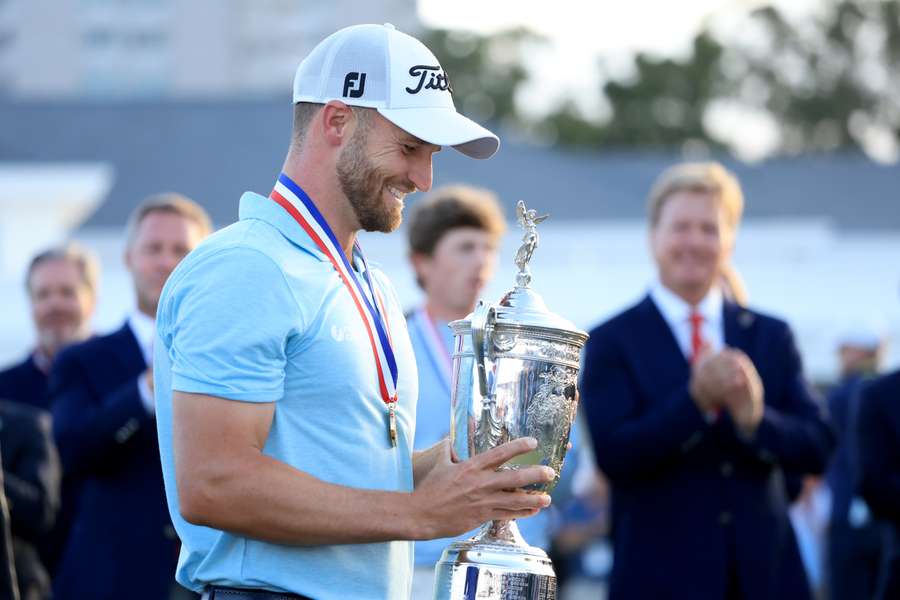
left=432, top=537, right=556, bottom=600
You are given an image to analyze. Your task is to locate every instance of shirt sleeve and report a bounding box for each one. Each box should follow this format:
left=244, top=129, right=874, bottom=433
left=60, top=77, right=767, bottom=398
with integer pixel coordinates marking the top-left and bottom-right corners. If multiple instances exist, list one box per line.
left=159, top=246, right=303, bottom=402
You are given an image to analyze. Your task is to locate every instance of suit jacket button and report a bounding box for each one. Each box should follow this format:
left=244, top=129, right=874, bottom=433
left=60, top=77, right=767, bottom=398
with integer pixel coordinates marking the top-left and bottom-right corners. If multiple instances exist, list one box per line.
left=720, top=462, right=733, bottom=477
left=680, top=431, right=702, bottom=452
left=115, top=418, right=140, bottom=443
left=719, top=511, right=732, bottom=525
left=758, top=449, right=776, bottom=463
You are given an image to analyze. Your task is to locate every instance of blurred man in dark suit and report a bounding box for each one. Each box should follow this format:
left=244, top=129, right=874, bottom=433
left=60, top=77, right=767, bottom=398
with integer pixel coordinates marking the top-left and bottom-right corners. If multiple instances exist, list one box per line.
left=857, top=368, right=900, bottom=599
left=0, top=244, right=95, bottom=582
left=581, top=162, right=834, bottom=600
left=49, top=193, right=211, bottom=600
left=0, top=400, right=60, bottom=600
left=0, top=244, right=98, bottom=410
left=0, top=460, right=20, bottom=600
left=825, top=324, right=887, bottom=600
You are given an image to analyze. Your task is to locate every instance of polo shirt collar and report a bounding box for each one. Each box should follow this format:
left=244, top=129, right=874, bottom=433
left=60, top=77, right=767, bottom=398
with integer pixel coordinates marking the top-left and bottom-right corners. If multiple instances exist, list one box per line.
left=238, top=191, right=329, bottom=262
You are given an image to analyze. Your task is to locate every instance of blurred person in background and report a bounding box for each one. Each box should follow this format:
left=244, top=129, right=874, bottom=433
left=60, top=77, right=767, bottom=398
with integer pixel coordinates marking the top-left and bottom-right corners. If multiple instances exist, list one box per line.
left=0, top=245, right=95, bottom=585
left=404, top=185, right=553, bottom=596
left=0, top=244, right=98, bottom=410
left=580, top=162, right=834, bottom=600
left=545, top=427, right=611, bottom=597
left=825, top=323, right=888, bottom=600
left=0, top=463, right=20, bottom=600
left=0, top=400, right=60, bottom=600
left=857, top=331, right=900, bottom=599
left=49, top=194, right=211, bottom=600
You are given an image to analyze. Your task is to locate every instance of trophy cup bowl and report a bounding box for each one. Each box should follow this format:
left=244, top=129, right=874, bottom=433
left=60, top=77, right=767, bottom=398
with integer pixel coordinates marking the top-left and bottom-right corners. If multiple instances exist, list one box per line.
left=432, top=202, right=589, bottom=600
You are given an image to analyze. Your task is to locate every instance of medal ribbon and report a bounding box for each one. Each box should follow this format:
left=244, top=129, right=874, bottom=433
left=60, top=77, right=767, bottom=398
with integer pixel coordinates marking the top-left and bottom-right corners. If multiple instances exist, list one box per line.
left=413, top=306, right=452, bottom=395
left=270, top=173, right=398, bottom=406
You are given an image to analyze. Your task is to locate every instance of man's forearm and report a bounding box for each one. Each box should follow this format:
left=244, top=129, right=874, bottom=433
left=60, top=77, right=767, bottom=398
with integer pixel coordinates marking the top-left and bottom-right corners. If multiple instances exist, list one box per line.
left=180, top=451, right=423, bottom=545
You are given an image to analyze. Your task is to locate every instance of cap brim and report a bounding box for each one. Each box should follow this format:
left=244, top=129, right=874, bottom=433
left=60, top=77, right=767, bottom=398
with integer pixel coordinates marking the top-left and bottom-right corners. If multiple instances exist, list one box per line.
left=377, top=107, right=499, bottom=159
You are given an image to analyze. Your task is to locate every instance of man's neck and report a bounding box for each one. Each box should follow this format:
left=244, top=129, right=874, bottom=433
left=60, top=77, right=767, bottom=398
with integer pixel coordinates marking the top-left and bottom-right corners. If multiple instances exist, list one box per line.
left=282, top=162, right=358, bottom=261
left=425, top=299, right=471, bottom=323
left=34, top=343, right=57, bottom=370
left=137, top=305, right=157, bottom=320
left=660, top=281, right=713, bottom=308
left=36, top=328, right=90, bottom=368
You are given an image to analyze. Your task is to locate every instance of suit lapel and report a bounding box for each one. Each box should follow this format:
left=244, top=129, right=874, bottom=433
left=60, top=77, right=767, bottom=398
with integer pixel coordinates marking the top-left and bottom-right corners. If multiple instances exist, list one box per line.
left=112, top=322, right=147, bottom=374
left=634, top=295, right=691, bottom=382
left=723, top=301, right=755, bottom=356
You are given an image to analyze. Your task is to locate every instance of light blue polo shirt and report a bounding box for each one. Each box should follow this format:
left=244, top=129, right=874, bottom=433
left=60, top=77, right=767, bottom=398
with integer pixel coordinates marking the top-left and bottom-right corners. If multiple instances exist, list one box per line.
left=154, top=191, right=418, bottom=599
left=406, top=308, right=550, bottom=569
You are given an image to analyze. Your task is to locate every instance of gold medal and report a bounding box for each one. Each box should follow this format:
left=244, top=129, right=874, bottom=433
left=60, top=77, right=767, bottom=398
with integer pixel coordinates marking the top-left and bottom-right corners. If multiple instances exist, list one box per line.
left=388, top=403, right=398, bottom=448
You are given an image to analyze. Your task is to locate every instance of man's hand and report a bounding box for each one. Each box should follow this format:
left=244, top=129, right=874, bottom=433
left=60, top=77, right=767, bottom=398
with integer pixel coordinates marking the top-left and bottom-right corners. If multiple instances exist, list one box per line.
left=689, top=347, right=730, bottom=413
left=690, top=348, right=764, bottom=435
left=409, top=437, right=555, bottom=540
left=721, top=350, right=764, bottom=437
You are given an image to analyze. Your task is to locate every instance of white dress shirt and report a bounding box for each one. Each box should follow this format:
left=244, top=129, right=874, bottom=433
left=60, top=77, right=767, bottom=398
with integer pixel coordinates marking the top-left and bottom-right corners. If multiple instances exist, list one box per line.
left=128, top=310, right=156, bottom=414
left=648, top=280, right=724, bottom=360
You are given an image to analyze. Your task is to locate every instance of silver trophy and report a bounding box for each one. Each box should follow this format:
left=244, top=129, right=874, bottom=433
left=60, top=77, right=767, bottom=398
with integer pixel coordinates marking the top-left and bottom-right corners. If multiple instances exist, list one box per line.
left=433, top=201, right=589, bottom=600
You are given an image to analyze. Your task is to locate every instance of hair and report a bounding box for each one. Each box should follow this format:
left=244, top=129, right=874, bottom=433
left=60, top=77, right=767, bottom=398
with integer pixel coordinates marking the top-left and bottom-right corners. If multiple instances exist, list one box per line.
left=26, top=242, right=100, bottom=296
left=124, top=192, right=213, bottom=248
left=291, top=101, right=374, bottom=150
left=719, top=263, right=749, bottom=307
left=407, top=185, right=507, bottom=258
left=647, top=162, right=744, bottom=232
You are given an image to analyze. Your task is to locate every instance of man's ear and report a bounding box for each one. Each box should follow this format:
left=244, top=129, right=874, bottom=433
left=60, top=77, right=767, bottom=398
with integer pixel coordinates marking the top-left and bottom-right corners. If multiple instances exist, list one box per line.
left=410, top=252, right=432, bottom=288
left=123, top=247, right=134, bottom=273
left=320, top=100, right=355, bottom=148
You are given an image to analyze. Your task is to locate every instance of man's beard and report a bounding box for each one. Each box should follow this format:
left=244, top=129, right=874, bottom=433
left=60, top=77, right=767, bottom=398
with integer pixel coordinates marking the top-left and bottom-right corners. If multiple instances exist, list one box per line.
left=336, top=130, right=403, bottom=233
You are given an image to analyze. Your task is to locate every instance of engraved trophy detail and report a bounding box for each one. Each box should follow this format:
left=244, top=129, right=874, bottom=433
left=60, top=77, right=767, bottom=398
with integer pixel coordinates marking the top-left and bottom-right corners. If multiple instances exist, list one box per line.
left=433, top=202, right=589, bottom=600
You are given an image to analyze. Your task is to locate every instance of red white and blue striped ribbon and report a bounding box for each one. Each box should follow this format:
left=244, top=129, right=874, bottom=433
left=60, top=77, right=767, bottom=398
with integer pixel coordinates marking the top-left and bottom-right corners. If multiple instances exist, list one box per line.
left=270, top=173, right=398, bottom=406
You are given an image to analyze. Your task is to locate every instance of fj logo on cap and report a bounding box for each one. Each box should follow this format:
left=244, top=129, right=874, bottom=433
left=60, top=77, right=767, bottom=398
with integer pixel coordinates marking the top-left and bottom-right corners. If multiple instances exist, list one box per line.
left=342, top=72, right=366, bottom=98
left=405, top=65, right=452, bottom=94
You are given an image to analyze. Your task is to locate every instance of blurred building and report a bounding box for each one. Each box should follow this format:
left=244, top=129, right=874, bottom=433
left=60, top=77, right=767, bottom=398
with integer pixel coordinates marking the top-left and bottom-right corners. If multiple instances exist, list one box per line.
left=0, top=0, right=419, bottom=99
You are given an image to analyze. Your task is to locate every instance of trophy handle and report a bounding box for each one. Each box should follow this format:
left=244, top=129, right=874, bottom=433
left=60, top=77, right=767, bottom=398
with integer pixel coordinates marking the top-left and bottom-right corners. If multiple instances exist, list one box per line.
left=470, top=300, right=495, bottom=399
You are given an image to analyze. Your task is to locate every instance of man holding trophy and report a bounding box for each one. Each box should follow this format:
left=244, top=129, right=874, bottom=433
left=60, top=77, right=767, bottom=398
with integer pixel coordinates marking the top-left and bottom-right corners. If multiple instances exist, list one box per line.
left=153, top=24, right=557, bottom=600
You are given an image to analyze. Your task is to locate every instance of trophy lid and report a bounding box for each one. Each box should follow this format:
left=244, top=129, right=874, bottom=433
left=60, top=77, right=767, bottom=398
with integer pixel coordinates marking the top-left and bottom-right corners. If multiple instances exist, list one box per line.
left=492, top=286, right=583, bottom=336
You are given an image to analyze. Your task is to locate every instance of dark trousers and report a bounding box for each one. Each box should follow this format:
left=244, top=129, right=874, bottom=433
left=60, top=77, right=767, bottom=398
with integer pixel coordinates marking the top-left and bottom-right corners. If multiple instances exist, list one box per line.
left=202, top=586, right=313, bottom=600
left=828, top=522, right=885, bottom=600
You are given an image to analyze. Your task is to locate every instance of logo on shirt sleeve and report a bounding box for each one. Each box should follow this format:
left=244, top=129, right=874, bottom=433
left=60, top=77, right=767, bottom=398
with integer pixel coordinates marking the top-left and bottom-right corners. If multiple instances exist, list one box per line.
left=331, top=324, right=362, bottom=343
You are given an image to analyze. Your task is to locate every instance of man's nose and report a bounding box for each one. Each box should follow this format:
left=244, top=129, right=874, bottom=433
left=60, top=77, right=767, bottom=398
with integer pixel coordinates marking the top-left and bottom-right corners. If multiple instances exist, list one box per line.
left=160, top=250, right=182, bottom=273
left=408, top=153, right=433, bottom=193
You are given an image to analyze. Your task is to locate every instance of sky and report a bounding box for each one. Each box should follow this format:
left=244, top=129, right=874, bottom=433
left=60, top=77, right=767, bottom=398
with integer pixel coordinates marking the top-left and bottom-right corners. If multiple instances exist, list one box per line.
left=416, top=0, right=832, bottom=161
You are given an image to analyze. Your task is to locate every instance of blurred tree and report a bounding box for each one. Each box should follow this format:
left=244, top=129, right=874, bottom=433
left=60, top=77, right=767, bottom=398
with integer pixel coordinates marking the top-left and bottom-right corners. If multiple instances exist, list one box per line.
left=551, top=0, right=900, bottom=156
left=421, top=27, right=546, bottom=128
left=424, top=0, right=900, bottom=159
left=551, top=32, right=730, bottom=151
left=728, top=0, right=900, bottom=156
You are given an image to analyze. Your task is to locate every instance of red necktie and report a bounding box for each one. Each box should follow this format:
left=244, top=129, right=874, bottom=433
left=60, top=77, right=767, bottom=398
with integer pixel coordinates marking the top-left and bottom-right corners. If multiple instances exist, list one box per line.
left=689, top=310, right=704, bottom=363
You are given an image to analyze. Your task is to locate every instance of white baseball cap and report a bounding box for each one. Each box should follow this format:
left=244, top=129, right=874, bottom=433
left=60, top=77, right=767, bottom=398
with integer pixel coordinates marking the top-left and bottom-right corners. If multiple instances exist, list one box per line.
left=293, top=23, right=499, bottom=159
left=837, top=320, right=886, bottom=350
